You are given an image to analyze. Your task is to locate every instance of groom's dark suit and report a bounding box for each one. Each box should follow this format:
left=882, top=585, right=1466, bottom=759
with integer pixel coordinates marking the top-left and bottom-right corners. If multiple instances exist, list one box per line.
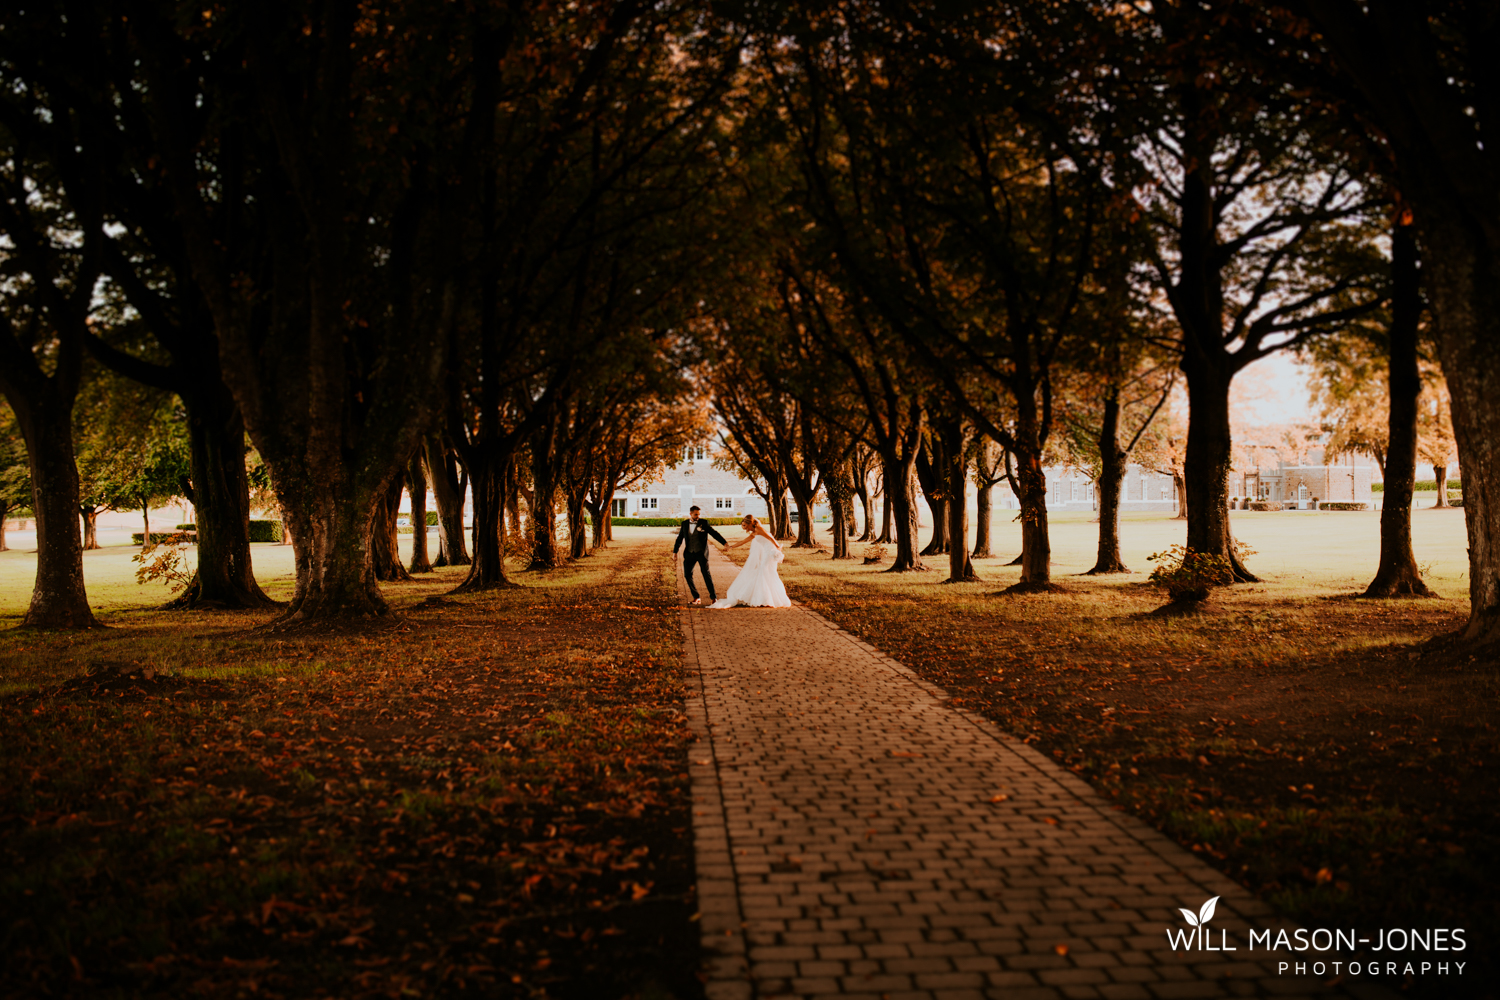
left=674, top=516, right=727, bottom=601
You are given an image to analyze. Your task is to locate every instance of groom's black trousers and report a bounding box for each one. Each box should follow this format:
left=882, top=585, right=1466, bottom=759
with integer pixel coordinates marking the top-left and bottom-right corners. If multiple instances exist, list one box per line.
left=683, top=550, right=716, bottom=600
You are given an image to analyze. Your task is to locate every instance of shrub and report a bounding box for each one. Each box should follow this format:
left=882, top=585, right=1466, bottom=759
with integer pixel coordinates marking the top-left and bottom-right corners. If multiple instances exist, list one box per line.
left=133, top=533, right=196, bottom=593
left=1147, top=542, right=1255, bottom=603
left=427, top=510, right=439, bottom=526
left=248, top=519, right=284, bottom=543
left=176, top=523, right=196, bottom=530
left=1247, top=501, right=1285, bottom=511
left=132, top=531, right=195, bottom=545
left=1319, top=502, right=1368, bottom=511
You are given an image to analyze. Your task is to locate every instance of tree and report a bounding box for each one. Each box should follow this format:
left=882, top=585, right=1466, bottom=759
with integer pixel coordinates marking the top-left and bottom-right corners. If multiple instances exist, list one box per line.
left=753, top=6, right=1120, bottom=588
left=1271, top=0, right=1500, bottom=643
left=1, top=1, right=491, bottom=622
left=71, top=362, right=181, bottom=551
left=0, top=403, right=31, bottom=553
left=1302, top=217, right=1435, bottom=595
left=405, top=451, right=434, bottom=575
left=1363, top=220, right=1435, bottom=596
left=441, top=0, right=739, bottom=590
left=1101, top=3, right=1384, bottom=582
left=1417, top=371, right=1457, bottom=510
left=970, top=438, right=1004, bottom=560
left=580, top=380, right=710, bottom=552
left=0, top=128, right=102, bottom=628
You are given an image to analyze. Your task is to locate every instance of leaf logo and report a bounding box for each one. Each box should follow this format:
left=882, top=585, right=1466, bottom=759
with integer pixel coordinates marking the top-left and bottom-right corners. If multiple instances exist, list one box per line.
left=1178, top=896, right=1219, bottom=927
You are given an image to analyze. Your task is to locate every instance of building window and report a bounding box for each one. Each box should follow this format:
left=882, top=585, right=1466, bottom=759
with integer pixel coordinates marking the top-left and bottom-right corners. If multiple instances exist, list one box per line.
left=1161, top=486, right=1170, bottom=500
left=715, top=497, right=733, bottom=509
left=641, top=497, right=658, bottom=510
left=686, top=446, right=705, bottom=462
left=611, top=498, right=626, bottom=517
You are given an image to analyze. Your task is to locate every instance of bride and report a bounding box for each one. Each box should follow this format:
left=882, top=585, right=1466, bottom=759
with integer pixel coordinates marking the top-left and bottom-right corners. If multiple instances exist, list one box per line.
left=710, top=514, right=792, bottom=609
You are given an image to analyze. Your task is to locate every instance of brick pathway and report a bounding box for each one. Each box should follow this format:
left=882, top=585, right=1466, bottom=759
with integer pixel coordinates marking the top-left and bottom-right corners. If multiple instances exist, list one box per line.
left=678, top=546, right=1395, bottom=1000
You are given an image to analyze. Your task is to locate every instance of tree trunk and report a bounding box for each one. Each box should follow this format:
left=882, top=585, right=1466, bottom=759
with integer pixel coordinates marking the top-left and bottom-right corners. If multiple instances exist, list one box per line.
left=566, top=487, right=588, bottom=560
left=854, top=478, right=873, bottom=541
left=773, top=491, right=793, bottom=541
left=1172, top=471, right=1187, bottom=520
left=16, top=400, right=100, bottom=628
left=452, top=447, right=518, bottom=592
left=0, top=501, right=8, bottom=552
left=791, top=492, right=815, bottom=548
left=528, top=426, right=562, bottom=570
left=1365, top=223, right=1434, bottom=598
left=172, top=401, right=277, bottom=608
left=371, top=475, right=413, bottom=583
left=81, top=508, right=100, bottom=551
left=1181, top=357, right=1257, bottom=580
left=587, top=498, right=608, bottom=552
left=973, top=482, right=993, bottom=558
left=1011, top=449, right=1052, bottom=587
left=1087, top=392, right=1129, bottom=574
left=1425, top=227, right=1500, bottom=641
left=830, top=485, right=849, bottom=560
left=427, top=436, right=470, bottom=568
left=943, top=423, right=976, bottom=583
left=1431, top=465, right=1449, bottom=508
left=878, top=484, right=893, bottom=543
left=277, top=481, right=389, bottom=621
left=915, top=441, right=950, bottom=556
left=407, top=450, right=433, bottom=573
left=881, top=455, right=924, bottom=572
left=142, top=499, right=150, bottom=551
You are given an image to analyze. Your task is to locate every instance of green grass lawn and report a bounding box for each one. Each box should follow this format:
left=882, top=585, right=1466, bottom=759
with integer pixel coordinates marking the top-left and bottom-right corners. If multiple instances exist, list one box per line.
left=963, top=505, right=1471, bottom=596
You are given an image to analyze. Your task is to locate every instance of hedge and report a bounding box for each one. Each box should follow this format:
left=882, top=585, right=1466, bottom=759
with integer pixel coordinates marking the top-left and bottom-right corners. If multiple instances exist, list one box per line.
left=132, top=531, right=196, bottom=544
left=1374, top=480, right=1462, bottom=493
left=175, top=520, right=283, bottom=541
left=1318, top=502, right=1368, bottom=511
left=605, top=516, right=741, bottom=527
left=1247, top=501, right=1285, bottom=511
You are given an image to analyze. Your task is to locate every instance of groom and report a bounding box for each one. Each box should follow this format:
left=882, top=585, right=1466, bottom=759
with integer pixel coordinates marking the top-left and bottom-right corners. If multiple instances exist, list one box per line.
left=673, top=505, right=727, bottom=606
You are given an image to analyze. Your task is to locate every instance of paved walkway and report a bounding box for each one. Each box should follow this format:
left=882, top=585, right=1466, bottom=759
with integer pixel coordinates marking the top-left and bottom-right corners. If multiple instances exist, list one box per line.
left=678, top=547, right=1393, bottom=1000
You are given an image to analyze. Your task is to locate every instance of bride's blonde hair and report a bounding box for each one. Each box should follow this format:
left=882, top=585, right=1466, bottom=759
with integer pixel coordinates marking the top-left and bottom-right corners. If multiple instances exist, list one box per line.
left=741, top=514, right=758, bottom=531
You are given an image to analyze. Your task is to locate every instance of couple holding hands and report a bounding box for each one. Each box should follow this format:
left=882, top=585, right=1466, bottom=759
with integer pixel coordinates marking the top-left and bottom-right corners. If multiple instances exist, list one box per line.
left=672, top=505, right=791, bottom=609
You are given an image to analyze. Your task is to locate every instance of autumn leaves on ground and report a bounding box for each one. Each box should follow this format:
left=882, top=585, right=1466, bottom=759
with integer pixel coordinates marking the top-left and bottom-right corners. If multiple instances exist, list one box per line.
left=0, top=541, right=701, bottom=1000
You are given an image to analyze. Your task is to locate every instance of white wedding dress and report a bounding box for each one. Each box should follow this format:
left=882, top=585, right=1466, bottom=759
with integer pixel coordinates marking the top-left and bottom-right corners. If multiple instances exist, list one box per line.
left=711, top=535, right=792, bottom=609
